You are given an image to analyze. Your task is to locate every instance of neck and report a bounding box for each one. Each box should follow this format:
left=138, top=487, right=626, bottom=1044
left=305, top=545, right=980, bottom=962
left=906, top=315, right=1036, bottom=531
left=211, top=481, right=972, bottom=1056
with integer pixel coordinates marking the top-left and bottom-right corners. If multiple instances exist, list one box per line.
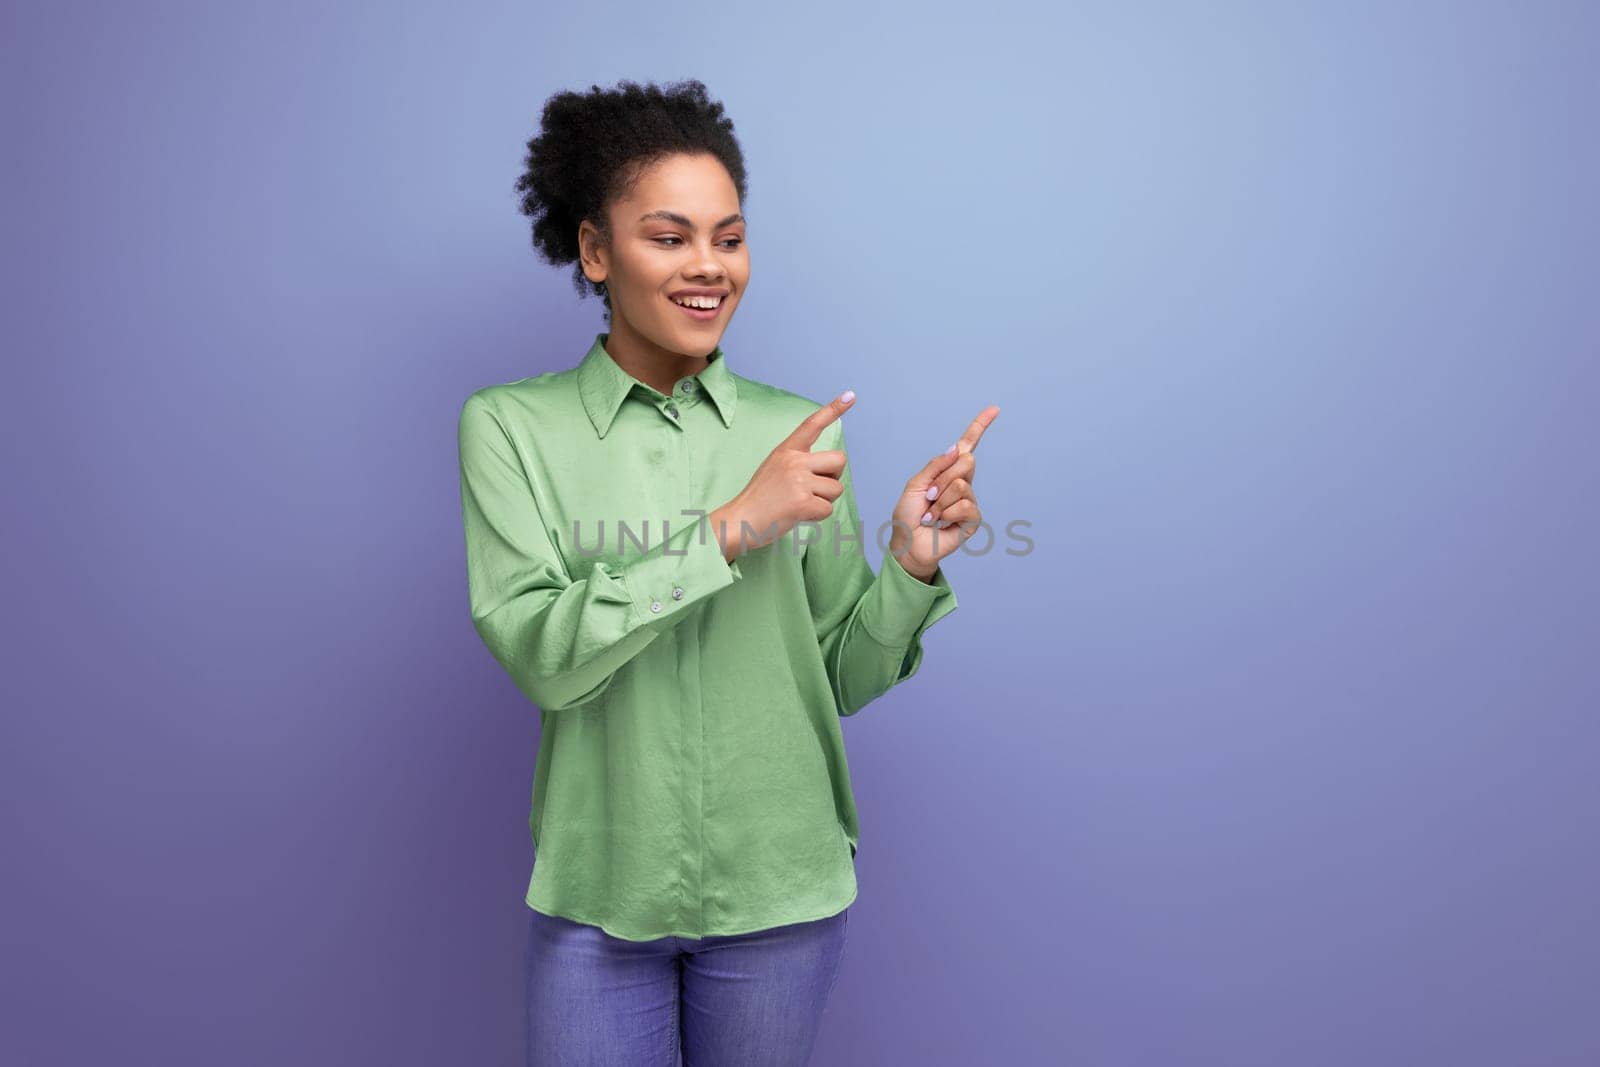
left=603, top=316, right=713, bottom=397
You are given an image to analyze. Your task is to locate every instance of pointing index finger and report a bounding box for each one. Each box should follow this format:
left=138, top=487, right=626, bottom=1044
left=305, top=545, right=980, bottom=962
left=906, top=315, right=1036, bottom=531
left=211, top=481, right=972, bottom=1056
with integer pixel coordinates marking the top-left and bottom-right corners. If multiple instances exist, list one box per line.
left=954, top=405, right=1001, bottom=455
left=784, top=390, right=856, bottom=450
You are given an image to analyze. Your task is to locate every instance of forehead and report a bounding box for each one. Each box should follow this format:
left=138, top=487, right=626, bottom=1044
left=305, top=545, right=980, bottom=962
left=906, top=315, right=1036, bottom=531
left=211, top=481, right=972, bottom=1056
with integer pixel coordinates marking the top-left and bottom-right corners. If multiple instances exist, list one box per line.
left=615, top=153, right=740, bottom=219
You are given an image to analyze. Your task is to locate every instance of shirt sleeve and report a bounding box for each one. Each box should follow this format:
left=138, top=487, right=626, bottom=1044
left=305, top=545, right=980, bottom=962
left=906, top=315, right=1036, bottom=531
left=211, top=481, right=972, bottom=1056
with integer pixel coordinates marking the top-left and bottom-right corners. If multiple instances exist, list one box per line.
left=458, top=392, right=744, bottom=711
left=802, top=419, right=958, bottom=717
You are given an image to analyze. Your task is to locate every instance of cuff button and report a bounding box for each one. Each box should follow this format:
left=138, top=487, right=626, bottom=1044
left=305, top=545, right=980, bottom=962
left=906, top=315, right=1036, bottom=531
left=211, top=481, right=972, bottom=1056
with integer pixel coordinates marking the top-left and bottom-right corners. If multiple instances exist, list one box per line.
left=671, top=587, right=685, bottom=600
left=649, top=600, right=663, bottom=613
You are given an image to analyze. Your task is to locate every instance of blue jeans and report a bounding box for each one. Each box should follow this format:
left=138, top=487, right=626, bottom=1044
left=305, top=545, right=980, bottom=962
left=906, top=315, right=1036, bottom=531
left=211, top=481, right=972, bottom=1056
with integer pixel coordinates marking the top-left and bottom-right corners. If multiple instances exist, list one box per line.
left=523, top=905, right=850, bottom=1066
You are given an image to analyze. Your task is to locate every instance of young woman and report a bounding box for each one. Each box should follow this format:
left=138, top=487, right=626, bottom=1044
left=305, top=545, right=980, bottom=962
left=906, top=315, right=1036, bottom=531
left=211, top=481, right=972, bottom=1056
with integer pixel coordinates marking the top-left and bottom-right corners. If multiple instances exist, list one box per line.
left=458, top=79, right=997, bottom=1066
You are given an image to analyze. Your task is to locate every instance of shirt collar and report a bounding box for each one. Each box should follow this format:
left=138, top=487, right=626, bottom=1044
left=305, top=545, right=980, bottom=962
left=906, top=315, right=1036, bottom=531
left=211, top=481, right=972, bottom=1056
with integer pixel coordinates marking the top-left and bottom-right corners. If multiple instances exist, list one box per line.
left=577, top=332, right=738, bottom=439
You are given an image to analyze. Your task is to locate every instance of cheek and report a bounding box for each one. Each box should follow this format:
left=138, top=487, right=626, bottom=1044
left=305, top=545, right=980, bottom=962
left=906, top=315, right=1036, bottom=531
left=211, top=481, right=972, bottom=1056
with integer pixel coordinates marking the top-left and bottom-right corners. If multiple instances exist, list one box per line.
left=614, top=249, right=670, bottom=292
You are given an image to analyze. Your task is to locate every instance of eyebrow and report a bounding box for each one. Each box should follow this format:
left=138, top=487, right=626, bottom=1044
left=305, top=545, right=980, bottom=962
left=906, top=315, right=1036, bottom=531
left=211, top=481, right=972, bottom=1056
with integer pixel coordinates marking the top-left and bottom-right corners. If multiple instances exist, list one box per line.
left=637, top=211, right=746, bottom=230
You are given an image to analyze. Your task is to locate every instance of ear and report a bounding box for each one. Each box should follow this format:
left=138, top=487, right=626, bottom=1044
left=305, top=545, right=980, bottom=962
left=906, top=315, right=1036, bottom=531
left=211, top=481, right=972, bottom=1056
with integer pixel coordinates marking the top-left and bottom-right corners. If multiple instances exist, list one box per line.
left=577, top=219, right=608, bottom=286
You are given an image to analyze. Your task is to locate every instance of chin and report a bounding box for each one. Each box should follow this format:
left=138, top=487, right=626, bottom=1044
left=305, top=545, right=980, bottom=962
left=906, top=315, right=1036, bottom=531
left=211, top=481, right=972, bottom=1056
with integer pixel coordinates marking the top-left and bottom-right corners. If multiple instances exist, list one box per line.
left=664, top=316, right=731, bottom=351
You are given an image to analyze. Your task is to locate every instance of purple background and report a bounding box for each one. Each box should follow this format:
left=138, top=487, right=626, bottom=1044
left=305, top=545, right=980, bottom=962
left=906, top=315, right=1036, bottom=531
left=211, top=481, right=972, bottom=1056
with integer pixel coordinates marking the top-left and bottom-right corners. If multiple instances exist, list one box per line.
left=4, top=2, right=1598, bottom=1064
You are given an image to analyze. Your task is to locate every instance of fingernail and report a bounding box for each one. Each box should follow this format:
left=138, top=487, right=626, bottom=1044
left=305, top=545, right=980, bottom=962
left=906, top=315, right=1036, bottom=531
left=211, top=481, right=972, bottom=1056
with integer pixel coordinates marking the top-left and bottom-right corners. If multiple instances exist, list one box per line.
left=925, top=485, right=939, bottom=501
left=944, top=443, right=957, bottom=455
left=840, top=390, right=855, bottom=404
left=920, top=510, right=933, bottom=524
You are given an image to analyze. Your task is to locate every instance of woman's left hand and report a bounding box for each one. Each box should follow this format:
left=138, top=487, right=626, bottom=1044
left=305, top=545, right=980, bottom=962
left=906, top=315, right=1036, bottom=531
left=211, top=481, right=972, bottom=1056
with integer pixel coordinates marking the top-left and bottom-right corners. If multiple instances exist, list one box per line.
left=888, top=406, right=1000, bottom=581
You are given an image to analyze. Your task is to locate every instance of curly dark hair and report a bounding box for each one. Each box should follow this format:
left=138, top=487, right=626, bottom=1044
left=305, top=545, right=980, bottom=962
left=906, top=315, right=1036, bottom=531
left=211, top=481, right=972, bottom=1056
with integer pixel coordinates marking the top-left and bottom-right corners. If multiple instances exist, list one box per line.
left=514, top=79, right=748, bottom=319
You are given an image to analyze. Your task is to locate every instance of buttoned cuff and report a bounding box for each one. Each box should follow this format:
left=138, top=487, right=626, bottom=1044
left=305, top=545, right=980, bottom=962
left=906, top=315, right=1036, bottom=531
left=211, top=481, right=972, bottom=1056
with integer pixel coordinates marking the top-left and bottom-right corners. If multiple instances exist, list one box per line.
left=856, top=550, right=958, bottom=648
left=616, top=513, right=743, bottom=629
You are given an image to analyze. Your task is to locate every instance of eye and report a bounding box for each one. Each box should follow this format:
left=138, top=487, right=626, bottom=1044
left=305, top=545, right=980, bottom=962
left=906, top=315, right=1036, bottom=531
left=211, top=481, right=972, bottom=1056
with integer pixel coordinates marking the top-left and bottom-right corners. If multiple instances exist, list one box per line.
left=652, top=235, right=744, bottom=250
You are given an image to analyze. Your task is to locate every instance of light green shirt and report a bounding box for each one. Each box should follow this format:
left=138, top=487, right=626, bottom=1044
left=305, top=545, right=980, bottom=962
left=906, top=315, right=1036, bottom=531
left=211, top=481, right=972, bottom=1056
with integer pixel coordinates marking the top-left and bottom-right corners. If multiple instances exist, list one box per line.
left=458, top=333, right=958, bottom=941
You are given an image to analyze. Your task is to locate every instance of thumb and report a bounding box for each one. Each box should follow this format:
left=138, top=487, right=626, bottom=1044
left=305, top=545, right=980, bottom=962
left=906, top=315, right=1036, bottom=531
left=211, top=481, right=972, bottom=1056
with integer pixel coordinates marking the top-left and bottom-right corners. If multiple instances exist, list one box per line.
left=908, top=442, right=962, bottom=491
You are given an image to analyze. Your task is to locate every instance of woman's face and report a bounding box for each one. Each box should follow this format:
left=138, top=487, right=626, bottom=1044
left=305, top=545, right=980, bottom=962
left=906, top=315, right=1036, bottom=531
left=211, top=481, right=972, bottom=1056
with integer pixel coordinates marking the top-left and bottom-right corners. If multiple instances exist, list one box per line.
left=580, top=152, right=749, bottom=357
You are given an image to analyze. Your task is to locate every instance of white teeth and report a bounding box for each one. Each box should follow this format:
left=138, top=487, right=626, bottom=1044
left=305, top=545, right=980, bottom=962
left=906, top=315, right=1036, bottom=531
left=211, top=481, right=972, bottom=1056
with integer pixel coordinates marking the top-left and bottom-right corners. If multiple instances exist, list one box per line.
left=672, top=295, right=722, bottom=310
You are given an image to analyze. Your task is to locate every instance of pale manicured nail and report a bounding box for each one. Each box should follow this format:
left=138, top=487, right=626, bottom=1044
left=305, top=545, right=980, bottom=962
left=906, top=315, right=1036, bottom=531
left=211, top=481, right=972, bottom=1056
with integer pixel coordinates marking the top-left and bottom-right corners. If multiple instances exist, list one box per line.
left=944, top=443, right=958, bottom=455
left=920, top=510, right=933, bottom=524
left=840, top=390, right=855, bottom=404
left=925, top=485, right=939, bottom=501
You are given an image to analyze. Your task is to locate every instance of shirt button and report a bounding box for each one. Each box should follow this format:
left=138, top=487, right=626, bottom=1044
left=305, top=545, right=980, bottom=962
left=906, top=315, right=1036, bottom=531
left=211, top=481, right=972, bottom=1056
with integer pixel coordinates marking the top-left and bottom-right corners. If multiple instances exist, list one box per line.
left=683, top=379, right=697, bottom=392
left=671, top=586, right=685, bottom=600
left=649, top=599, right=663, bottom=613
left=665, top=403, right=679, bottom=419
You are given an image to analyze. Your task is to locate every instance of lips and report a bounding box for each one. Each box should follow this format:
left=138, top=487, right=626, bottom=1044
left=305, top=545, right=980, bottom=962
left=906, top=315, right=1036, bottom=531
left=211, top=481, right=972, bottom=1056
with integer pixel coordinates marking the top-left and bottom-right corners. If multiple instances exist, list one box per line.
left=667, top=288, right=729, bottom=323
left=669, top=295, right=722, bottom=322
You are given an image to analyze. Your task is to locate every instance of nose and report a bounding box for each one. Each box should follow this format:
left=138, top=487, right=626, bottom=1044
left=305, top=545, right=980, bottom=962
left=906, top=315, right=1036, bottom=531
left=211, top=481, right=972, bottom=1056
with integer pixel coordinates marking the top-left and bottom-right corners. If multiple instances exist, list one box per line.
left=686, top=237, right=726, bottom=282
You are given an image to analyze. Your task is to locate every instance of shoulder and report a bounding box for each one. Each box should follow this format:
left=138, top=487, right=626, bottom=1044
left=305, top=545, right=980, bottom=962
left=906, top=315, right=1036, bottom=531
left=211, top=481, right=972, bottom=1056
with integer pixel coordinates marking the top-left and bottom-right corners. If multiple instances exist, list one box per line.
left=460, top=365, right=579, bottom=431
left=729, top=371, right=846, bottom=444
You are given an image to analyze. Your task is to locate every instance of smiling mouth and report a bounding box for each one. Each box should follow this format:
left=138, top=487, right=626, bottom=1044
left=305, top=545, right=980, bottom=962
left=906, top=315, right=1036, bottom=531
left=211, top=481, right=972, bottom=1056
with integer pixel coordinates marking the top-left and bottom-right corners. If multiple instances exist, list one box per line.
left=670, top=295, right=725, bottom=311
left=668, top=294, right=726, bottom=321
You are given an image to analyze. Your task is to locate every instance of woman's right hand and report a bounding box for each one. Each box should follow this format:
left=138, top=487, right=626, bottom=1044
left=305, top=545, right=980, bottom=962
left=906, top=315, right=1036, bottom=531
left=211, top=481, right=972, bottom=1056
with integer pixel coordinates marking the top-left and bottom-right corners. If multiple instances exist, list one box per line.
left=711, top=390, right=856, bottom=562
